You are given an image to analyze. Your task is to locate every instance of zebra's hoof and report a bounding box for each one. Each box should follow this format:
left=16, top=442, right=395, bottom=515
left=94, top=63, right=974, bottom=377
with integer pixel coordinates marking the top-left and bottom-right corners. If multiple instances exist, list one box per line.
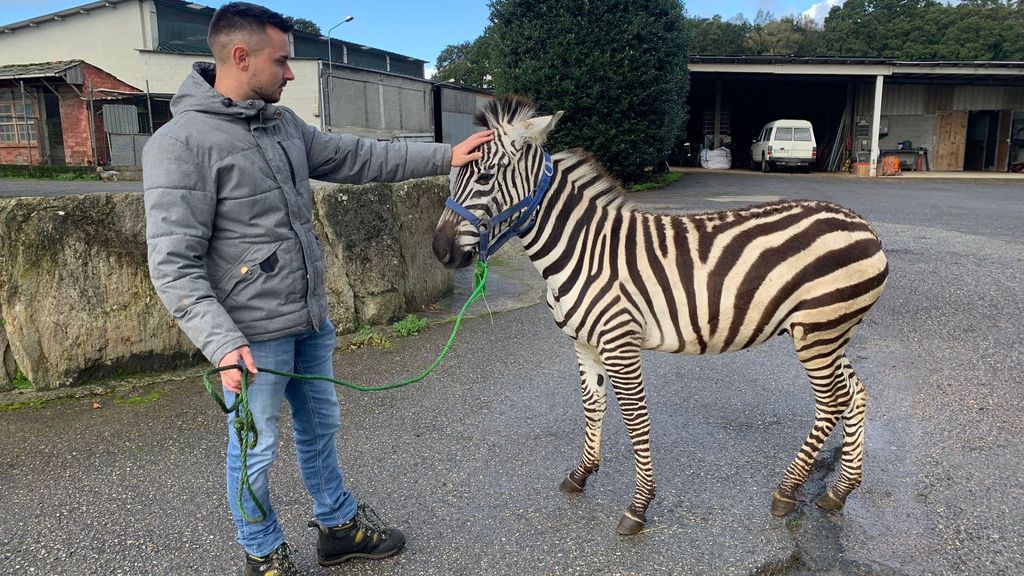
left=815, top=488, right=847, bottom=512
left=559, top=475, right=585, bottom=494
left=615, top=511, right=646, bottom=536
left=770, top=489, right=799, bottom=517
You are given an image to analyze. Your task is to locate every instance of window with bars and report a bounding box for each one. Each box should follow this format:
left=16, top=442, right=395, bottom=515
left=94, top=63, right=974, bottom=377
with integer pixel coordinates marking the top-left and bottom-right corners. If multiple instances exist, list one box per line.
left=0, top=90, right=37, bottom=144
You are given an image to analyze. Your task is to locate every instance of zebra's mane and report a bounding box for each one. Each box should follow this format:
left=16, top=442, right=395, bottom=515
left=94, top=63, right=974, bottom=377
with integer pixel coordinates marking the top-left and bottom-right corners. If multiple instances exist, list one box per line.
left=475, top=95, right=634, bottom=213
left=553, top=148, right=634, bottom=212
left=474, top=95, right=538, bottom=130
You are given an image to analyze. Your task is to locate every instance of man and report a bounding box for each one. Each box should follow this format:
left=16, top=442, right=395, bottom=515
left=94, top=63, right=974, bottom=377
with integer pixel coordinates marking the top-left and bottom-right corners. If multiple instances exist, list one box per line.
left=143, top=3, right=492, bottom=575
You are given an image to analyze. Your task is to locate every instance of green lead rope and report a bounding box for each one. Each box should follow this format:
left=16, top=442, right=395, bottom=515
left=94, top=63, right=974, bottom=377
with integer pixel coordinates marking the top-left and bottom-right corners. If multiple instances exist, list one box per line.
left=203, top=260, right=489, bottom=523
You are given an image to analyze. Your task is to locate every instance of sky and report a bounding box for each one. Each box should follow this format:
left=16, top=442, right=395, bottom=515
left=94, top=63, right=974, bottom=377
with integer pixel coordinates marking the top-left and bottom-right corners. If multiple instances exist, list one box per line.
left=0, top=0, right=840, bottom=71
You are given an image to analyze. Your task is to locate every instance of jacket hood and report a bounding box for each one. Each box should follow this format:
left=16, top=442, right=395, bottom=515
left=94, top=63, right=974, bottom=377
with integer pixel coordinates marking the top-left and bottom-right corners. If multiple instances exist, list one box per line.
left=170, top=62, right=279, bottom=122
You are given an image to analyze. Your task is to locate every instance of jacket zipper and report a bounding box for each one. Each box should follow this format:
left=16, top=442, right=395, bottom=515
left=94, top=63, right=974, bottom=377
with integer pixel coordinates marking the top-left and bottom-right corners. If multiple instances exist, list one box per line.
left=277, top=141, right=297, bottom=188
left=276, top=140, right=319, bottom=315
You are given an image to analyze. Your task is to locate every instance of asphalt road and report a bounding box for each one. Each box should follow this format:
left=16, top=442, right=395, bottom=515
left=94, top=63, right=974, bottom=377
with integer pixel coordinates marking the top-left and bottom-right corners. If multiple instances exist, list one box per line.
left=0, top=177, right=141, bottom=197
left=1, top=171, right=1022, bottom=575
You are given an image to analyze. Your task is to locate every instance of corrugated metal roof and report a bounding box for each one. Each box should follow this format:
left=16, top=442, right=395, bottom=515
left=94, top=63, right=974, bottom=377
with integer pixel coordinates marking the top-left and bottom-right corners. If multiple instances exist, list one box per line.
left=0, top=0, right=133, bottom=31
left=2, top=0, right=428, bottom=65
left=690, top=56, right=893, bottom=65
left=892, top=60, right=1024, bottom=68
left=0, top=60, right=82, bottom=80
left=690, top=55, right=1024, bottom=70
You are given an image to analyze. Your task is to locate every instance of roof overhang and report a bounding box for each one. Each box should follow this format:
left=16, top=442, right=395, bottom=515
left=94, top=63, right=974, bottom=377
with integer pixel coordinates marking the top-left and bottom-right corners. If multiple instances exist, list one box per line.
left=689, top=56, right=1024, bottom=81
left=690, top=62, right=892, bottom=76
left=0, top=60, right=85, bottom=83
left=1, top=0, right=132, bottom=33
left=892, top=61, right=1024, bottom=78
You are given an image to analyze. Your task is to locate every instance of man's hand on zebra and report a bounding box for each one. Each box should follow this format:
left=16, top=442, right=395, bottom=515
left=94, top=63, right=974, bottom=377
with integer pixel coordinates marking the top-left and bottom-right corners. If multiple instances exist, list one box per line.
left=451, top=129, right=495, bottom=167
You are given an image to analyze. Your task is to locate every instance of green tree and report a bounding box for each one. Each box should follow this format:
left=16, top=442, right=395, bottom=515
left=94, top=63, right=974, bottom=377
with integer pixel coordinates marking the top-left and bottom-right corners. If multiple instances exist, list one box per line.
left=286, top=17, right=321, bottom=35
left=940, top=2, right=1024, bottom=59
left=432, top=35, right=496, bottom=89
left=744, top=12, right=817, bottom=55
left=817, top=0, right=1024, bottom=59
left=489, top=0, right=690, bottom=183
left=818, top=0, right=948, bottom=58
left=687, top=14, right=751, bottom=55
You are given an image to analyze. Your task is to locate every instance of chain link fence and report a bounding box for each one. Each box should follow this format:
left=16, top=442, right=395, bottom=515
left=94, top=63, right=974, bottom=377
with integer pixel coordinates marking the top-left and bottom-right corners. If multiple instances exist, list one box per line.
left=93, top=85, right=173, bottom=169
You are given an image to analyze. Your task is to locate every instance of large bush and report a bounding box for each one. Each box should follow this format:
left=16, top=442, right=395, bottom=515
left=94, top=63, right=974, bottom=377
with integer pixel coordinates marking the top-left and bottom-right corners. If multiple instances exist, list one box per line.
left=488, top=0, right=690, bottom=183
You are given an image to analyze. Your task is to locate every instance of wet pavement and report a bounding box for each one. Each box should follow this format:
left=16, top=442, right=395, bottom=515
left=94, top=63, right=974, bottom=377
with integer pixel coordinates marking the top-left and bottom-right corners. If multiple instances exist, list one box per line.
left=1, top=171, right=1022, bottom=575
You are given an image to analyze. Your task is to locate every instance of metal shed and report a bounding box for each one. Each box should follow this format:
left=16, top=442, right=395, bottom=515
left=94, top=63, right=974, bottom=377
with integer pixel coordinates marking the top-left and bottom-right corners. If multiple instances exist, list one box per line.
left=688, top=56, right=1024, bottom=175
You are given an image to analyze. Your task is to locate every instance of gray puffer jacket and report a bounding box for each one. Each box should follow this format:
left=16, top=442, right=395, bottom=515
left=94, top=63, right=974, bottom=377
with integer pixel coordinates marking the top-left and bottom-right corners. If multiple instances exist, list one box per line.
left=144, top=62, right=452, bottom=366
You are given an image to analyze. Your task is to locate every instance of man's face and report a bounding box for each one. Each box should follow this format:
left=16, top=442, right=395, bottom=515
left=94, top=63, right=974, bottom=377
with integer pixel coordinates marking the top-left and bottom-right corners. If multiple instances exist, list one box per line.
left=245, top=25, right=294, bottom=103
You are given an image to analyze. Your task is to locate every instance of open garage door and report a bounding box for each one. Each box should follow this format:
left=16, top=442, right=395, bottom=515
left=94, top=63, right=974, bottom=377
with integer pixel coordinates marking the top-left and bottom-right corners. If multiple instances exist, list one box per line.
left=686, top=75, right=849, bottom=171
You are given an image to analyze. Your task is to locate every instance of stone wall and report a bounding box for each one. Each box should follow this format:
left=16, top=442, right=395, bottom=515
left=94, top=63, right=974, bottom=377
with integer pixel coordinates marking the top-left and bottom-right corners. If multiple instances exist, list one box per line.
left=0, top=177, right=452, bottom=391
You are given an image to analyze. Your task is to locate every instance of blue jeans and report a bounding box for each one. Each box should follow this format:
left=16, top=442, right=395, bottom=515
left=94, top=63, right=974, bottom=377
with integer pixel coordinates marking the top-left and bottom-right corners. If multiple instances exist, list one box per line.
left=223, top=319, right=357, bottom=556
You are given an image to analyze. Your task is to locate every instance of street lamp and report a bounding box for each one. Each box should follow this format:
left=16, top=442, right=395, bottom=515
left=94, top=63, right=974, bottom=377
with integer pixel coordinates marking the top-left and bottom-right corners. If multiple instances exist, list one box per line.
left=323, top=15, right=354, bottom=131
left=326, top=16, right=354, bottom=74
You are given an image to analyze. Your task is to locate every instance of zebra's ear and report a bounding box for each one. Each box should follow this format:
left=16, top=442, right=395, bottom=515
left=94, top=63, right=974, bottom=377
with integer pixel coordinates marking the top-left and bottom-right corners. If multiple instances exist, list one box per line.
left=512, top=111, right=564, bottom=148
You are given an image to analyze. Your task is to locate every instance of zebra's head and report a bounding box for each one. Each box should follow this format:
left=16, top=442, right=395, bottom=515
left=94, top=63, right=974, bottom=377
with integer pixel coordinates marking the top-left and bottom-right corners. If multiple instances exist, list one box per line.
left=433, top=95, right=563, bottom=269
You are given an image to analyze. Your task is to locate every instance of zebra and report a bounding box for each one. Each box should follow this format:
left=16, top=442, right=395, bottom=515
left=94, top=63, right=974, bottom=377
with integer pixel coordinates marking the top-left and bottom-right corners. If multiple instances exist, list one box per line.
left=432, top=95, right=889, bottom=536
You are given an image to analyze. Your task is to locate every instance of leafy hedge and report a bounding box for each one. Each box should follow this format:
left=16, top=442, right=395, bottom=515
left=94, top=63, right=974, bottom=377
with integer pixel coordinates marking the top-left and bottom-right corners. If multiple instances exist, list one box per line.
left=0, top=165, right=97, bottom=180
left=488, top=0, right=690, bottom=184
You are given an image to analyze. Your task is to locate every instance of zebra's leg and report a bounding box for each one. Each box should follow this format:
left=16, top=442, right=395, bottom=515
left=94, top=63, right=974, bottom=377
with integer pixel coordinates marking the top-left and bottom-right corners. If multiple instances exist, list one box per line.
left=772, top=344, right=851, bottom=517
left=816, top=359, right=868, bottom=512
left=560, top=341, right=609, bottom=494
left=600, top=344, right=655, bottom=536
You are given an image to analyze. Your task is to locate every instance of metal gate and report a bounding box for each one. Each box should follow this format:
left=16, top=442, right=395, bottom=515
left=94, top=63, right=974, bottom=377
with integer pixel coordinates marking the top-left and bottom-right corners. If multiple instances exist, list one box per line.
left=103, top=103, right=149, bottom=167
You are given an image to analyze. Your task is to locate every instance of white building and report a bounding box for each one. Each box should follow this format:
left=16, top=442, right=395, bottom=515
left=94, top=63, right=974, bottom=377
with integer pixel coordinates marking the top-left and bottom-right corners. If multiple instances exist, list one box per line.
left=0, top=0, right=429, bottom=129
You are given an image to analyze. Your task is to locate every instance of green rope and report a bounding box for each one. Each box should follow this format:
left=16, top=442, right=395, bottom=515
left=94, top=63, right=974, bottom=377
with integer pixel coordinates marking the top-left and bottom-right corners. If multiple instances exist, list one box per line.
left=203, top=260, right=489, bottom=523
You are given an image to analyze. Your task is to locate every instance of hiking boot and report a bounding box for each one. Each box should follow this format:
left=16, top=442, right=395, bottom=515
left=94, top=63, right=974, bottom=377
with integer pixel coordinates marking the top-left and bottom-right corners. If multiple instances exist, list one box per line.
left=315, top=504, right=406, bottom=565
left=243, top=542, right=299, bottom=576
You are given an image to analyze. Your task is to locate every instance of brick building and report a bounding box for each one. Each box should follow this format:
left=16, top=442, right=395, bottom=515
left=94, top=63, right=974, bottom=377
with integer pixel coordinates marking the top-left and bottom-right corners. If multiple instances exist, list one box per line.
left=0, top=61, right=142, bottom=166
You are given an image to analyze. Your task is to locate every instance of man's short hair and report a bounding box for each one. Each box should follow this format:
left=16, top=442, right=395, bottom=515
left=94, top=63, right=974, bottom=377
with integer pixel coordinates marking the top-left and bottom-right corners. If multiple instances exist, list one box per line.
left=208, top=2, right=294, bottom=60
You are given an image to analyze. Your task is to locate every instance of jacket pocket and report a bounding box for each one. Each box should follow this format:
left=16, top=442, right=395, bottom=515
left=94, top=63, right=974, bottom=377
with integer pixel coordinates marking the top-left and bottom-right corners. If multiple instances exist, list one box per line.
left=213, top=241, right=284, bottom=302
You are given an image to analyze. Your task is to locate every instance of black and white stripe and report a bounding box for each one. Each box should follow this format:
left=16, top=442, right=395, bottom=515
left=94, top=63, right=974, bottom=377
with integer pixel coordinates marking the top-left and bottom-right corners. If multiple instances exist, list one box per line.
left=434, top=96, right=888, bottom=535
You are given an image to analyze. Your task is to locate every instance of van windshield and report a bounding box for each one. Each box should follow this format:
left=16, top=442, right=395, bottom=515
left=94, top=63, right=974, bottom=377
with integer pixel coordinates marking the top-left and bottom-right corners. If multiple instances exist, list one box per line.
left=794, top=127, right=812, bottom=141
left=775, top=127, right=794, bottom=140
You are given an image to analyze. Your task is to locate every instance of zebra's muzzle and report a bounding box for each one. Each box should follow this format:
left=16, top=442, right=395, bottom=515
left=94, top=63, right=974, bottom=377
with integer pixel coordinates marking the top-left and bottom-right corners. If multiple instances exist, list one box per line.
left=432, top=230, right=474, bottom=269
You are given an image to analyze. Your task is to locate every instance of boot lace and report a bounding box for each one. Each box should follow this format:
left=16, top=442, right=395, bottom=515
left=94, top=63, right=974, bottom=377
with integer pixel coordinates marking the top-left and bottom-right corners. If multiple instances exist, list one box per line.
left=265, top=542, right=297, bottom=575
left=354, top=503, right=389, bottom=543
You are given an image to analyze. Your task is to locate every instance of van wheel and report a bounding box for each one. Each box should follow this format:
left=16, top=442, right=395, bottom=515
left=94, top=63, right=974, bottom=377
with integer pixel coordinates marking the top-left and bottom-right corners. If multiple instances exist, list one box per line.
left=761, top=155, right=770, bottom=173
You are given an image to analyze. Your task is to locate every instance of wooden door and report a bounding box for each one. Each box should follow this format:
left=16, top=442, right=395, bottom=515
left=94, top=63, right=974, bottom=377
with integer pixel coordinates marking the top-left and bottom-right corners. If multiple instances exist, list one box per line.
left=934, top=111, right=967, bottom=171
left=994, top=109, right=1013, bottom=172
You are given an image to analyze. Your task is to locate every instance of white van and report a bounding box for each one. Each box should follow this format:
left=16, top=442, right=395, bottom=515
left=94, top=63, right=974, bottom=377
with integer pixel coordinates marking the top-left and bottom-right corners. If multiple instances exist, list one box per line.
left=751, top=120, right=817, bottom=172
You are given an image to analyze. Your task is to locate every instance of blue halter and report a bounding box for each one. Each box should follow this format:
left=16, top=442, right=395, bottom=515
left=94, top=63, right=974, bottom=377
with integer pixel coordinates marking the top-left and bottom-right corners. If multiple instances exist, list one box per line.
left=445, top=151, right=554, bottom=262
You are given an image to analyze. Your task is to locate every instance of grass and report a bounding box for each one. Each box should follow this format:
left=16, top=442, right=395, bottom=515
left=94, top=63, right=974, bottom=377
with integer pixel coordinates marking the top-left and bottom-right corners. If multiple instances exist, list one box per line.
left=627, top=171, right=683, bottom=193
left=54, top=172, right=97, bottom=181
left=347, top=325, right=393, bottom=350
left=486, top=254, right=514, bottom=268
left=392, top=314, right=429, bottom=337
left=785, top=513, right=804, bottom=531
left=113, top=388, right=166, bottom=406
left=0, top=164, right=98, bottom=180
left=12, top=369, right=32, bottom=391
left=0, top=399, right=47, bottom=412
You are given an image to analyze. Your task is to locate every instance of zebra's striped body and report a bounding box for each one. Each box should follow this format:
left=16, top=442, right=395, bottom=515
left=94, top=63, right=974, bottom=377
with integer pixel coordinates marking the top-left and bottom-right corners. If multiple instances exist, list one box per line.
left=434, top=96, right=888, bottom=535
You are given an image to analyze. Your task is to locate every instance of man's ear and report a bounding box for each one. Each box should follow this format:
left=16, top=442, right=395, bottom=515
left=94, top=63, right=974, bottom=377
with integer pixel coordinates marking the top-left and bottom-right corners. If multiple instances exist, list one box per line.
left=511, top=111, right=564, bottom=147
left=232, top=44, right=250, bottom=71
